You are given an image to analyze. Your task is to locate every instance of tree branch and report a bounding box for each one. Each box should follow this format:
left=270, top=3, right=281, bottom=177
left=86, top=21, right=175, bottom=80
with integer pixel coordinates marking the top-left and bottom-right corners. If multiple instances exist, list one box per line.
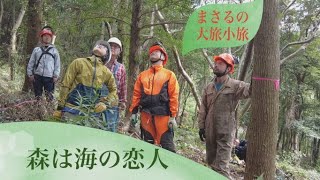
left=233, top=45, right=244, bottom=55
left=10, top=2, right=26, bottom=54
left=202, top=49, right=215, bottom=70
left=105, top=21, right=112, bottom=39
left=281, top=7, right=320, bottom=54
left=140, top=21, right=186, bottom=30
left=154, top=6, right=201, bottom=113
left=238, top=39, right=254, bottom=81
left=154, top=4, right=171, bottom=33
left=280, top=45, right=306, bottom=65
left=139, top=0, right=182, bottom=18
left=238, top=99, right=251, bottom=120
left=282, top=0, right=297, bottom=15
left=172, top=46, right=201, bottom=109
left=280, top=36, right=315, bottom=53
left=80, top=15, right=131, bottom=26
left=141, top=8, right=155, bottom=51
left=100, top=21, right=106, bottom=40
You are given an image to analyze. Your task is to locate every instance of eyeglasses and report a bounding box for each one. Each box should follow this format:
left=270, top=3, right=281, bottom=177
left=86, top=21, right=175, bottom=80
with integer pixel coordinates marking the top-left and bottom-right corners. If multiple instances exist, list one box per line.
left=110, top=44, right=120, bottom=49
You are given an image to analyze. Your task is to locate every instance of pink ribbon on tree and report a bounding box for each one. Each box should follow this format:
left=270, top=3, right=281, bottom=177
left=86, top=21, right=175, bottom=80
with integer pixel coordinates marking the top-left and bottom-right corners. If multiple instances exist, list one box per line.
left=252, top=77, right=280, bottom=91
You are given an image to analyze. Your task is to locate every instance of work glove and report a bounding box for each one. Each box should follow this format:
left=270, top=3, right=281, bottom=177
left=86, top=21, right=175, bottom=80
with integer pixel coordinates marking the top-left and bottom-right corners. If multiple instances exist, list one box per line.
left=28, top=75, right=35, bottom=82
left=53, top=110, right=62, bottom=119
left=168, top=117, right=177, bottom=130
left=53, top=76, right=58, bottom=83
left=168, top=117, right=177, bottom=137
left=100, top=97, right=118, bottom=107
left=130, top=114, right=138, bottom=127
left=119, top=102, right=126, bottom=110
left=199, top=128, right=206, bottom=142
left=94, top=102, right=107, bottom=113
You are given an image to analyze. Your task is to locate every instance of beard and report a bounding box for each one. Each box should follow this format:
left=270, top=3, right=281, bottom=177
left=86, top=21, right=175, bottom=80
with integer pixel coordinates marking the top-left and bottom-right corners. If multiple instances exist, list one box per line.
left=214, top=71, right=226, bottom=77
left=214, top=67, right=229, bottom=77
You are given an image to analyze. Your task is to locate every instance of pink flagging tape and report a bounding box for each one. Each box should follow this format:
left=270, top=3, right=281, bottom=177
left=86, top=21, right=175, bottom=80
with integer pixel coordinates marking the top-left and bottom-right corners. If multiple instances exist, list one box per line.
left=252, top=77, right=280, bottom=91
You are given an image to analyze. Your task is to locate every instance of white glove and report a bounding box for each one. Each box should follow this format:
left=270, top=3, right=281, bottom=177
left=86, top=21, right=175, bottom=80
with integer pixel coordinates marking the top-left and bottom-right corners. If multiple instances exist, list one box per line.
left=168, top=117, right=177, bottom=130
left=131, top=114, right=138, bottom=127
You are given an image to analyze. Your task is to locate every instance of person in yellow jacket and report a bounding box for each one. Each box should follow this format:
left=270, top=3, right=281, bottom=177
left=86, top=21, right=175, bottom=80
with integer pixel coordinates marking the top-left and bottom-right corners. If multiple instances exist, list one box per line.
left=53, top=40, right=118, bottom=125
left=129, top=42, right=179, bottom=152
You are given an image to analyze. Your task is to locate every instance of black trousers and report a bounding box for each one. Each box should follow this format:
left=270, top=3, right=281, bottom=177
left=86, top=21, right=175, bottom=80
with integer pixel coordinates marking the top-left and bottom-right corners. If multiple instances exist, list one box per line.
left=33, top=74, right=54, bottom=101
left=141, top=127, right=176, bottom=153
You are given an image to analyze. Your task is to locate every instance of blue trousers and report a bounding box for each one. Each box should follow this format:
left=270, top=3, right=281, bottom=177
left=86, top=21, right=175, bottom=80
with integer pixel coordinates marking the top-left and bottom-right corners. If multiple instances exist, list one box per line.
left=103, top=107, right=119, bottom=132
left=62, top=106, right=119, bottom=132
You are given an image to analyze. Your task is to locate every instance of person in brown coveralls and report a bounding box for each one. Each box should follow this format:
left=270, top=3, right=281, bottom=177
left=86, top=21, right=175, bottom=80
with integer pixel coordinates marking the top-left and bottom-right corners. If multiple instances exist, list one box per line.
left=198, top=53, right=251, bottom=179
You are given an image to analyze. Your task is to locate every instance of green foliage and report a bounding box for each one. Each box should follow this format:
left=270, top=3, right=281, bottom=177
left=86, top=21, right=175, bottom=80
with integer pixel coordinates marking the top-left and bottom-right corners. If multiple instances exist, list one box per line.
left=276, top=151, right=316, bottom=179
left=294, top=117, right=320, bottom=139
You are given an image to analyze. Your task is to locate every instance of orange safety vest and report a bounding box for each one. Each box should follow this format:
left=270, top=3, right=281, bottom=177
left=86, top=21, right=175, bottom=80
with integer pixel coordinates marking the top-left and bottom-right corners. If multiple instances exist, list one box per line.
left=130, top=65, right=179, bottom=117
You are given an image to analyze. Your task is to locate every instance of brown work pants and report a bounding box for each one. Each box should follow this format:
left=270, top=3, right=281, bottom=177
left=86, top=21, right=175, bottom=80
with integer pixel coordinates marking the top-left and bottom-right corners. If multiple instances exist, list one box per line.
left=206, top=131, right=234, bottom=179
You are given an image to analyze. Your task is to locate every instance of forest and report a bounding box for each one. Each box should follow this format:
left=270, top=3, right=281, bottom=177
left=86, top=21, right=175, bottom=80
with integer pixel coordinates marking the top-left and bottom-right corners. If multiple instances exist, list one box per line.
left=0, top=0, right=319, bottom=179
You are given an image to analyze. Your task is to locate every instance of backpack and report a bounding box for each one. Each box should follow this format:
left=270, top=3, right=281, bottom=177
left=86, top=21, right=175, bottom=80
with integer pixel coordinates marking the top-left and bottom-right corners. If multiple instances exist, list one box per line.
left=33, top=46, right=55, bottom=72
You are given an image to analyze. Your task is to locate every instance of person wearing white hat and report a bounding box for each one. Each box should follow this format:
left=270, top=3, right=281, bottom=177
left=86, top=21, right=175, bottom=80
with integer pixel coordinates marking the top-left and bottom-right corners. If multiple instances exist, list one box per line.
left=104, top=37, right=127, bottom=132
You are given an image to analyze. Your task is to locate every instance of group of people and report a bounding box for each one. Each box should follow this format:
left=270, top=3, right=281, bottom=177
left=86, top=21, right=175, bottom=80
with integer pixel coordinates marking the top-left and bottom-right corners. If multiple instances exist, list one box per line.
left=27, top=25, right=251, bottom=179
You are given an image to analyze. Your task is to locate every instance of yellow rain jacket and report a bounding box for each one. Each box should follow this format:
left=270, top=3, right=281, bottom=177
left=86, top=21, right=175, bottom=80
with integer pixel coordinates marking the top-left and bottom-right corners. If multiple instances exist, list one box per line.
left=58, top=56, right=118, bottom=112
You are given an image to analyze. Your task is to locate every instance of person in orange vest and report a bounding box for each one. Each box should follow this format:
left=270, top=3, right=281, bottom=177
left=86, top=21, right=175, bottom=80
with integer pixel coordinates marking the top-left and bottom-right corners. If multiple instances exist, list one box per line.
left=129, top=42, right=179, bottom=152
left=198, top=53, right=251, bottom=179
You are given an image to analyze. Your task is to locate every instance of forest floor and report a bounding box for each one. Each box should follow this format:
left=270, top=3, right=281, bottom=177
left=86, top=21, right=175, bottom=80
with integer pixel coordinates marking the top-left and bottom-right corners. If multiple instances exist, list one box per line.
left=1, top=91, right=319, bottom=180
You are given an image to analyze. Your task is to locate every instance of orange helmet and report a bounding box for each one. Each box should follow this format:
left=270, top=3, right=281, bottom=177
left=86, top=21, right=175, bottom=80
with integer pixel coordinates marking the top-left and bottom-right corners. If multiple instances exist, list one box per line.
left=149, top=42, right=168, bottom=65
left=213, top=53, right=235, bottom=74
left=39, top=29, right=53, bottom=37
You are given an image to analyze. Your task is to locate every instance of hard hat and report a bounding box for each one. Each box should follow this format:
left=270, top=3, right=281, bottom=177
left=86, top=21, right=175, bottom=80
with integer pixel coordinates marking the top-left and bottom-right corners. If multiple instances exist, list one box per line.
left=107, top=37, right=122, bottom=51
left=213, top=53, right=235, bottom=73
left=42, top=25, right=54, bottom=34
left=39, top=29, right=53, bottom=37
left=149, top=42, right=168, bottom=65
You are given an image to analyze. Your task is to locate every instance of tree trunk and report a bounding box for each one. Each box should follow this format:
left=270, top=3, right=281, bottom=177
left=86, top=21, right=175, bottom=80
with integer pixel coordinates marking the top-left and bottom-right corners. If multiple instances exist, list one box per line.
left=235, top=39, right=254, bottom=138
left=22, top=0, right=43, bottom=92
left=277, top=125, right=284, bottom=151
left=299, top=132, right=304, bottom=152
left=116, top=0, right=129, bottom=63
left=9, top=0, right=26, bottom=81
left=291, top=129, right=298, bottom=151
left=312, top=138, right=320, bottom=166
left=245, top=0, right=280, bottom=179
left=0, top=0, right=3, bottom=31
left=316, top=139, right=320, bottom=165
left=284, top=94, right=299, bottom=151
left=126, top=0, right=142, bottom=117
left=281, top=128, right=287, bottom=152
